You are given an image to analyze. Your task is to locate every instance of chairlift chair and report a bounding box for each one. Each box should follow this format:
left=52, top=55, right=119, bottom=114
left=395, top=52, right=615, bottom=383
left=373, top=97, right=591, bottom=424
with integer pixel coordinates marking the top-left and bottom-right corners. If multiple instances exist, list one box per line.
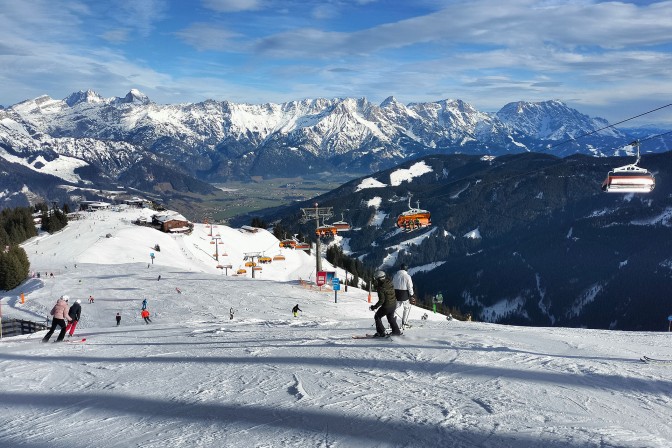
left=279, top=239, right=297, bottom=249
left=396, top=195, right=431, bottom=231
left=602, top=141, right=655, bottom=193
left=315, top=218, right=338, bottom=238
left=295, top=242, right=311, bottom=250
left=333, top=213, right=351, bottom=231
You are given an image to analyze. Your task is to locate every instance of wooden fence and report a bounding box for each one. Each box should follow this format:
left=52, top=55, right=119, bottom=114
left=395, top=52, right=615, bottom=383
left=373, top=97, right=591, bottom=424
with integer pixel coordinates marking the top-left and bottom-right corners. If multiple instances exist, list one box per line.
left=1, top=318, right=48, bottom=338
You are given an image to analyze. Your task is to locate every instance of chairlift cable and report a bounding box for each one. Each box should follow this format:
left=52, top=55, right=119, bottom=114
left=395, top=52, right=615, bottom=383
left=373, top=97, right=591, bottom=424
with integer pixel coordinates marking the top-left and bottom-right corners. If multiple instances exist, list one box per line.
left=417, top=111, right=672, bottom=200
left=549, top=103, right=672, bottom=150
left=636, top=129, right=672, bottom=145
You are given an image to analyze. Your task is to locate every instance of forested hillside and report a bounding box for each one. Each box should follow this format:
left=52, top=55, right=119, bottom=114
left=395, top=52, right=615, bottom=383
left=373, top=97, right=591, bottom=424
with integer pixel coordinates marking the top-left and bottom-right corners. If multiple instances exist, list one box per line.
left=250, top=151, right=672, bottom=330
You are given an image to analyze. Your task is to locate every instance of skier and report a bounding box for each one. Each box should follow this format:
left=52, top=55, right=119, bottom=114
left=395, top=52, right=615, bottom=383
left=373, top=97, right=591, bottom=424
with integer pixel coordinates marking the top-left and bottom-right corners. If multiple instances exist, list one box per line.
left=142, top=299, right=147, bottom=310
left=292, top=304, right=302, bottom=317
left=89, top=295, right=94, bottom=303
left=141, top=309, right=152, bottom=324
left=116, top=312, right=121, bottom=326
left=65, top=299, right=82, bottom=337
left=392, top=264, right=414, bottom=330
left=433, top=291, right=443, bottom=313
left=229, top=307, right=235, bottom=320
left=369, top=270, right=401, bottom=337
left=42, top=295, right=71, bottom=343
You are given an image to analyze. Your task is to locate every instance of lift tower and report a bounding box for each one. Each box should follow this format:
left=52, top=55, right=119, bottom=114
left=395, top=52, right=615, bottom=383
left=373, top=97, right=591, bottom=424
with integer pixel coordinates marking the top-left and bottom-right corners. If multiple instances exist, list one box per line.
left=243, top=252, right=262, bottom=279
left=300, top=203, right=333, bottom=274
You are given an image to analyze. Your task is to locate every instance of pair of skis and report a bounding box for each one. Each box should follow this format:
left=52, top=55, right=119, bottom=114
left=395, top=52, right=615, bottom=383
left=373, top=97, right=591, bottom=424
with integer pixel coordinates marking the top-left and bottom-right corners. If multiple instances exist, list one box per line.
left=353, top=323, right=410, bottom=339
left=640, top=355, right=672, bottom=364
left=352, top=332, right=403, bottom=339
left=57, top=338, right=86, bottom=343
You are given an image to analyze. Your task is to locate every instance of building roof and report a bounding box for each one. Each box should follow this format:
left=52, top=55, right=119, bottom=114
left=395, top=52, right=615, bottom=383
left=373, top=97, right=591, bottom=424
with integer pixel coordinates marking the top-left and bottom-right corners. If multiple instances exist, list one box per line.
left=153, top=212, right=188, bottom=223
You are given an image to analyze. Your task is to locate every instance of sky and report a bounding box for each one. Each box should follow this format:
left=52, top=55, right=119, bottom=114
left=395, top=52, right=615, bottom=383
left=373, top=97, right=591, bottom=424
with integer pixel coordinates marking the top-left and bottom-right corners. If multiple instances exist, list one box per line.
left=1, top=0, right=672, bottom=125
left=1, top=207, right=671, bottom=447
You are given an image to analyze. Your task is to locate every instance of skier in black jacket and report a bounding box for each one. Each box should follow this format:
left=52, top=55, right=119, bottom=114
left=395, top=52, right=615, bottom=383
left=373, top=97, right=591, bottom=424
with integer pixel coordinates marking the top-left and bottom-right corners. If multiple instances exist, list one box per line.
left=370, top=270, right=401, bottom=337
left=65, top=299, right=82, bottom=337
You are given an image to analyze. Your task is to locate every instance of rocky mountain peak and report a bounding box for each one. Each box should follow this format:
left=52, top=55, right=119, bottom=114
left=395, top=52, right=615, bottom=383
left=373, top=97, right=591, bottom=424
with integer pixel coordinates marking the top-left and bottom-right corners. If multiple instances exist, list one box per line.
left=64, top=89, right=104, bottom=107
left=120, top=89, right=150, bottom=105
left=380, top=96, right=401, bottom=108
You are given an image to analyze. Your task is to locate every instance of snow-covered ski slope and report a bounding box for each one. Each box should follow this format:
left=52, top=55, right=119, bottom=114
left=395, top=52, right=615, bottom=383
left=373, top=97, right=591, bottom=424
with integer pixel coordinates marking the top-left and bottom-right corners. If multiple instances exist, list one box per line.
left=1, top=208, right=671, bottom=448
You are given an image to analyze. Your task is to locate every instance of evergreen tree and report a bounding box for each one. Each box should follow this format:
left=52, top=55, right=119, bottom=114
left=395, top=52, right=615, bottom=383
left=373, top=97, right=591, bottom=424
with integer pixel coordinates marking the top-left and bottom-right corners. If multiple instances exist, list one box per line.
left=41, top=206, right=68, bottom=234
left=250, top=217, right=267, bottom=229
left=0, top=246, right=30, bottom=291
left=54, top=208, right=68, bottom=229
left=0, top=207, right=37, bottom=246
left=273, top=223, right=288, bottom=240
left=0, top=227, right=9, bottom=247
left=40, top=210, right=50, bottom=233
left=348, top=273, right=360, bottom=288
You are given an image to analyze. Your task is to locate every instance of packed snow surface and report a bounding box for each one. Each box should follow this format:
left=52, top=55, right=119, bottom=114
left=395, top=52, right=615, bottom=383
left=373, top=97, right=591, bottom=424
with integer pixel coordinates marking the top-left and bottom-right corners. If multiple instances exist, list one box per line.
left=367, top=196, right=383, bottom=208
left=355, top=177, right=387, bottom=191
left=389, top=161, right=432, bottom=186
left=1, top=209, right=671, bottom=447
left=463, top=227, right=482, bottom=239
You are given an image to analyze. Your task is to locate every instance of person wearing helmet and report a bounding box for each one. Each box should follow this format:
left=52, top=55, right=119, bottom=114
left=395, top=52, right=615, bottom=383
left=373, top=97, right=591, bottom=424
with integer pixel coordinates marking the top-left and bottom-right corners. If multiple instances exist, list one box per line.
left=42, top=296, right=72, bottom=343
left=393, top=263, right=414, bottom=330
left=65, top=299, right=82, bottom=337
left=369, top=270, right=402, bottom=337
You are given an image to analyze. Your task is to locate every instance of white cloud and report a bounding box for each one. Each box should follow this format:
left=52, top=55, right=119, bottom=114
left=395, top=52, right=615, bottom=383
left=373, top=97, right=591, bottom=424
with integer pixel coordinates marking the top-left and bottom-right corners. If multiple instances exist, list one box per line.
left=175, top=23, right=241, bottom=51
left=109, top=0, right=169, bottom=37
left=203, top=0, right=262, bottom=12
left=0, top=0, right=671, bottom=124
left=249, top=1, right=672, bottom=58
left=311, top=4, right=339, bottom=20
left=102, top=29, right=132, bottom=43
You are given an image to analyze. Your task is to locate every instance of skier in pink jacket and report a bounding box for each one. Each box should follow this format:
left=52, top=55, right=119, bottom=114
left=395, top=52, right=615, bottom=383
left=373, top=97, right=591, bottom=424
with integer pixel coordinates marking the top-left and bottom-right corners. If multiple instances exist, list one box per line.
left=42, top=295, right=72, bottom=343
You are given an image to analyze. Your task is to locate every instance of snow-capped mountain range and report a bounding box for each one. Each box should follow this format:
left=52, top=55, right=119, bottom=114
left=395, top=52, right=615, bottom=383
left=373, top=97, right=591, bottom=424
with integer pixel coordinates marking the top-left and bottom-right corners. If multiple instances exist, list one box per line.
left=1, top=89, right=667, bottom=210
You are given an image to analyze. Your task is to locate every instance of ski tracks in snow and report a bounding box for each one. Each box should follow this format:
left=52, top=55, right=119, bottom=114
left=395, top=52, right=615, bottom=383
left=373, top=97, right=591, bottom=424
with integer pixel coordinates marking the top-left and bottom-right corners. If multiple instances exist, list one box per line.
left=287, top=373, right=310, bottom=401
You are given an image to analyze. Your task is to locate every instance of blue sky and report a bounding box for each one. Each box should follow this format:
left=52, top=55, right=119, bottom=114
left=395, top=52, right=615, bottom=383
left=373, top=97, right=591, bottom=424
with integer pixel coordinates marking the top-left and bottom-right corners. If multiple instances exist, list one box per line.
left=1, top=0, right=671, bottom=124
